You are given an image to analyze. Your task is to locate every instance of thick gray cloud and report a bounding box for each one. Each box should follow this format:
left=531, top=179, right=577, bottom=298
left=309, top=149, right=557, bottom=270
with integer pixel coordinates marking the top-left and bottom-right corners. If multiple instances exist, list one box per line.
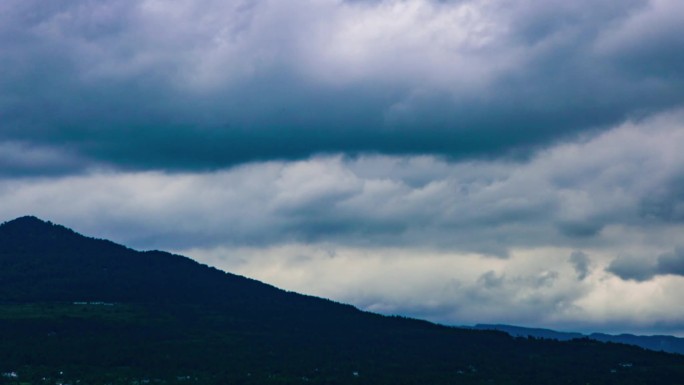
left=1, top=111, right=684, bottom=334
left=1, top=110, right=683, bottom=256
left=656, top=247, right=684, bottom=276
left=640, top=175, right=684, bottom=222
left=1, top=0, right=684, bottom=172
left=606, top=255, right=656, bottom=282
left=569, top=251, right=591, bottom=280
left=0, top=142, right=86, bottom=177
left=609, top=247, right=684, bottom=281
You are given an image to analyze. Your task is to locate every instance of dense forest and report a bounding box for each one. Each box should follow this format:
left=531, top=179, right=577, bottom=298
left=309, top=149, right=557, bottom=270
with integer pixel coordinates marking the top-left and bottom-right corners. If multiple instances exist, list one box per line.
left=1, top=216, right=683, bottom=385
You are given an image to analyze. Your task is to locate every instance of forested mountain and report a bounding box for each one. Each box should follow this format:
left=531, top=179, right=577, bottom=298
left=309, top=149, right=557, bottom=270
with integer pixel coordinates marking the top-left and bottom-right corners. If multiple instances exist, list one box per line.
left=1, top=216, right=683, bottom=385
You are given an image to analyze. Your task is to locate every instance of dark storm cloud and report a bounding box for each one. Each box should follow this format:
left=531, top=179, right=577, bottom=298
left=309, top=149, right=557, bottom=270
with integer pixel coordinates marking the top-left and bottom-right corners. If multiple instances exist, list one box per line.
left=556, top=221, right=604, bottom=238
left=2, top=111, right=683, bottom=258
left=606, top=255, right=656, bottom=282
left=1, top=0, right=684, bottom=173
left=640, top=175, right=684, bottom=222
left=656, top=248, right=684, bottom=277
left=608, top=248, right=684, bottom=281
left=0, top=142, right=86, bottom=177
left=569, top=251, right=590, bottom=280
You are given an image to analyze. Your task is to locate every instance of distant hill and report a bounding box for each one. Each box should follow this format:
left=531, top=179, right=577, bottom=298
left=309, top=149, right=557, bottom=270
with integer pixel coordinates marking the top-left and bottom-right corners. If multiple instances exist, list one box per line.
left=1, top=216, right=684, bottom=385
left=589, top=333, right=684, bottom=355
left=474, top=324, right=684, bottom=355
left=473, top=324, right=584, bottom=341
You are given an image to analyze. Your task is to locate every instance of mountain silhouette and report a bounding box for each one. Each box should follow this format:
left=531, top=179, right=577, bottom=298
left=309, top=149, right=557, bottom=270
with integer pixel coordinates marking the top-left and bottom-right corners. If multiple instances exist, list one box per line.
left=0, top=215, right=279, bottom=303
left=474, top=324, right=684, bottom=355
left=1, top=216, right=683, bottom=385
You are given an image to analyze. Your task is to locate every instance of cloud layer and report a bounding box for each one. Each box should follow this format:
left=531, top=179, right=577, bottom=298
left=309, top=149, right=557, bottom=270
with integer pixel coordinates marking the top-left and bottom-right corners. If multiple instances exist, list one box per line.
left=2, top=0, right=684, bottom=171
left=4, top=111, right=683, bottom=254
left=2, top=110, right=684, bottom=334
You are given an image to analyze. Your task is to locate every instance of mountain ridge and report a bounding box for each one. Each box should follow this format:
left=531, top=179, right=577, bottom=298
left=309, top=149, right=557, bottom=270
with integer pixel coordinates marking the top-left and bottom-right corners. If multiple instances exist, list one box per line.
left=0, top=215, right=290, bottom=305
left=473, top=324, right=684, bottom=355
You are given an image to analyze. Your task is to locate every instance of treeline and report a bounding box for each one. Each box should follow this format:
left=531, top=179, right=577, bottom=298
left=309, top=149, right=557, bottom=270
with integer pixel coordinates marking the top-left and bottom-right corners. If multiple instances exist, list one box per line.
left=1, top=303, right=683, bottom=385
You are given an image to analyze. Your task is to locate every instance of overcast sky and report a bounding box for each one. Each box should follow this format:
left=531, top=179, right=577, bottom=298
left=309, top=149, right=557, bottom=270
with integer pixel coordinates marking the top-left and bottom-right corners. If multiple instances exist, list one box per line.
left=2, top=0, right=684, bottom=335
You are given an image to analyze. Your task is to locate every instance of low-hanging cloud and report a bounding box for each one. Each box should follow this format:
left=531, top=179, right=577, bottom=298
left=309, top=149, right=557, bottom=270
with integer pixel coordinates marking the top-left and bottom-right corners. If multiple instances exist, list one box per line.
left=0, top=142, right=86, bottom=177
left=1, top=110, right=684, bottom=255
left=1, top=109, right=684, bottom=333
left=569, top=251, right=591, bottom=280
left=608, top=247, right=684, bottom=282
left=657, top=247, right=684, bottom=277
left=2, top=0, right=684, bottom=172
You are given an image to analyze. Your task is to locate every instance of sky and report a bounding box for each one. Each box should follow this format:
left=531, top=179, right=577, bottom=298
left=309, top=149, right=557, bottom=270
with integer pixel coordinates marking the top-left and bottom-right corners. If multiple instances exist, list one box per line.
left=2, top=0, right=684, bottom=335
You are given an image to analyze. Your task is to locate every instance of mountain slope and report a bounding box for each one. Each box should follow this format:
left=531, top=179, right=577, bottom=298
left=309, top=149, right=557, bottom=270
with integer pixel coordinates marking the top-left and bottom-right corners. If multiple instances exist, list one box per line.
left=1, top=216, right=684, bottom=385
left=0, top=216, right=287, bottom=303
left=474, top=324, right=584, bottom=341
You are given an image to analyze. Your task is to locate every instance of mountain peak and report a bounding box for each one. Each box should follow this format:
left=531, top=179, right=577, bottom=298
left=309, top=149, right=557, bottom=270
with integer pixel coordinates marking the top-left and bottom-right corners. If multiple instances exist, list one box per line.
left=0, top=215, right=75, bottom=236
left=0, top=216, right=94, bottom=258
left=2, top=215, right=51, bottom=227
left=0, top=215, right=276, bottom=304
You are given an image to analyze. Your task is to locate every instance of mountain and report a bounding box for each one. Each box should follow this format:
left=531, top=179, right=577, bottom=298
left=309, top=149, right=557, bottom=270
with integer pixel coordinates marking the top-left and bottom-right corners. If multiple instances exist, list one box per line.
left=1, top=216, right=684, bottom=385
left=473, top=324, right=584, bottom=341
left=0, top=215, right=283, bottom=304
left=474, top=324, right=684, bottom=355
left=590, top=333, right=684, bottom=355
